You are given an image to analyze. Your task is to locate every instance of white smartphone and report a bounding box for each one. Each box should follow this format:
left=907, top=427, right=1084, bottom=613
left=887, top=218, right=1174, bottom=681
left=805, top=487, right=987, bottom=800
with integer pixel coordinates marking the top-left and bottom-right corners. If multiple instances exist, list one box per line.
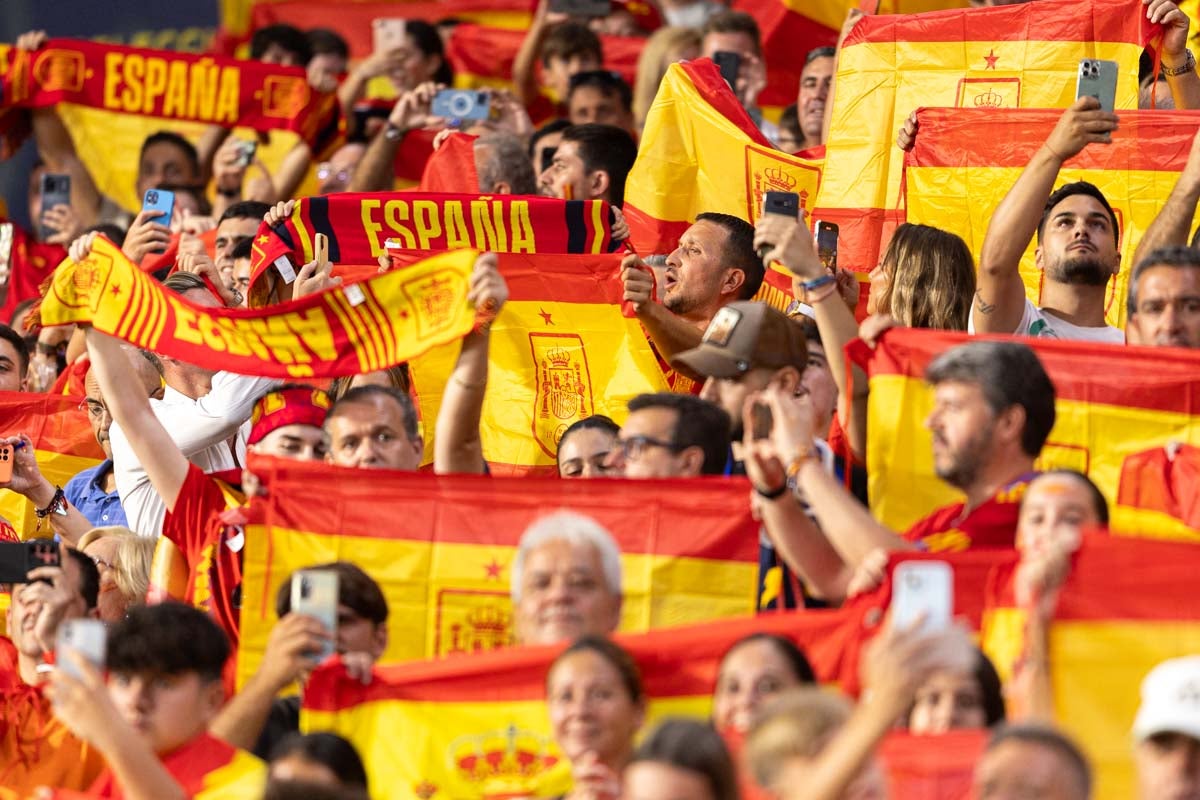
left=891, top=560, right=953, bottom=633
left=291, top=569, right=339, bottom=662
left=56, top=619, right=107, bottom=680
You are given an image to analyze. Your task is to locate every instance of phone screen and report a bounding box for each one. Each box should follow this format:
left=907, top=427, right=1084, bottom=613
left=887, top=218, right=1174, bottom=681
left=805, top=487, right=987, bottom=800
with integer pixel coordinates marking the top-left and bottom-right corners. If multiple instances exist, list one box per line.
left=815, top=222, right=839, bottom=272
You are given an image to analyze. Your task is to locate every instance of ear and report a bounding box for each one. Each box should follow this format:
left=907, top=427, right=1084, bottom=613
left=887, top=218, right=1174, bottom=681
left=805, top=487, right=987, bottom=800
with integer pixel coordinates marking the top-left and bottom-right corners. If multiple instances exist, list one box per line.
left=493, top=181, right=512, bottom=195
left=372, top=623, right=389, bottom=661
left=588, top=169, right=611, bottom=202
left=1034, top=244, right=1044, bottom=271
left=995, top=404, right=1027, bottom=449
left=678, top=445, right=706, bottom=476
left=411, top=435, right=425, bottom=461
left=721, top=268, right=746, bottom=298
left=767, top=366, right=802, bottom=394
left=202, top=678, right=226, bottom=718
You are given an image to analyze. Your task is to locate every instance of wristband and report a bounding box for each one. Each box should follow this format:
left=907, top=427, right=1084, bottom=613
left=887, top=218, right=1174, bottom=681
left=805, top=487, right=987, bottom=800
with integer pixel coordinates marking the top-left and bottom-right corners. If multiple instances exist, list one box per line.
left=754, top=481, right=789, bottom=500
left=801, top=273, right=836, bottom=292
left=806, top=283, right=839, bottom=304
left=1163, top=49, right=1196, bottom=77
left=35, top=486, right=68, bottom=519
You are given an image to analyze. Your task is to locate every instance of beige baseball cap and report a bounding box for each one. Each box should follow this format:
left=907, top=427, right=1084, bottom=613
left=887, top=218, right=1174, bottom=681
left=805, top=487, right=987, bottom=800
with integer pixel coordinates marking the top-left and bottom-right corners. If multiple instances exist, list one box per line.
left=672, top=302, right=808, bottom=379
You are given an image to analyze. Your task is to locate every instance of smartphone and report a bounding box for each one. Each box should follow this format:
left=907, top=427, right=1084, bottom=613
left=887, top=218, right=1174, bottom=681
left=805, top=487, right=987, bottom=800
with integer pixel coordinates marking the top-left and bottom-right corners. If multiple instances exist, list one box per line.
left=1076, top=59, right=1118, bottom=118
left=815, top=221, right=839, bottom=272
left=549, top=0, right=613, bottom=17
left=234, top=139, right=257, bottom=169
left=372, top=18, right=408, bottom=53
left=39, top=173, right=71, bottom=241
left=540, top=146, right=558, bottom=175
left=0, top=223, right=13, bottom=287
left=891, top=560, right=953, bottom=633
left=291, top=569, right=339, bottom=662
left=315, top=232, right=329, bottom=269
left=56, top=619, right=107, bottom=680
left=763, top=191, right=800, bottom=218
left=0, top=443, right=12, bottom=483
left=750, top=402, right=773, bottom=440
left=0, top=539, right=62, bottom=584
left=431, top=89, right=492, bottom=121
left=713, top=51, right=741, bottom=91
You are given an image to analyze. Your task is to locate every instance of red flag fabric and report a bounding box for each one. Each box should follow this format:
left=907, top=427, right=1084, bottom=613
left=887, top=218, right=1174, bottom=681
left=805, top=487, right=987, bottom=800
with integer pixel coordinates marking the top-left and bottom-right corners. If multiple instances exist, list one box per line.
left=419, top=133, right=480, bottom=193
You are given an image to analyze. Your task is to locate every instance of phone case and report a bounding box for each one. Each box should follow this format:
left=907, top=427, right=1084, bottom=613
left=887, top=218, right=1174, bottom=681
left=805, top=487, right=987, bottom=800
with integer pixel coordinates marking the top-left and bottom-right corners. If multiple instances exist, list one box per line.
left=57, top=619, right=107, bottom=680
left=0, top=444, right=13, bottom=483
left=373, top=19, right=407, bottom=53
left=142, top=189, right=176, bottom=222
left=1076, top=59, right=1118, bottom=113
left=40, top=174, right=72, bottom=239
left=292, top=570, right=339, bottom=661
left=891, top=561, right=953, bottom=632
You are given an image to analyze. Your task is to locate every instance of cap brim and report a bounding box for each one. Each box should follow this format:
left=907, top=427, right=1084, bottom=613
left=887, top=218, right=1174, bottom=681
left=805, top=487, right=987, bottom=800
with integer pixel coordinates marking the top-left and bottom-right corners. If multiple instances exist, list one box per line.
left=671, top=345, right=745, bottom=379
left=1132, top=708, right=1200, bottom=743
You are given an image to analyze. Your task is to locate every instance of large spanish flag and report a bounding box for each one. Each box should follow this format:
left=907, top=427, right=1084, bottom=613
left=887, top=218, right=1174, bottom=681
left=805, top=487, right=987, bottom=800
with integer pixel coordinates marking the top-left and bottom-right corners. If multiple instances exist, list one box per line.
left=0, top=393, right=103, bottom=540
left=981, top=534, right=1200, bottom=799
left=816, top=0, right=1153, bottom=273
left=624, top=59, right=824, bottom=310
left=859, top=329, right=1200, bottom=541
left=905, top=108, right=1200, bottom=328
left=237, top=454, right=764, bottom=689
left=300, top=601, right=877, bottom=800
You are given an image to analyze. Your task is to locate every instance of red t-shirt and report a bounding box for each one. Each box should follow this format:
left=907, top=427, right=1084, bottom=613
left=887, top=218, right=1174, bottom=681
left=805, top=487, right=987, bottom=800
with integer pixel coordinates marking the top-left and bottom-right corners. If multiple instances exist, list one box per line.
left=82, top=732, right=265, bottom=798
left=902, top=474, right=1034, bottom=553
left=161, top=465, right=245, bottom=657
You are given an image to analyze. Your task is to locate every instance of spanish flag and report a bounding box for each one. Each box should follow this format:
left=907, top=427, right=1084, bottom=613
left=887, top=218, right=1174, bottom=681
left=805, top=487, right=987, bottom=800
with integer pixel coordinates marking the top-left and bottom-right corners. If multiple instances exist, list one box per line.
left=981, top=534, right=1200, bottom=799
left=237, top=454, right=763, bottom=688
left=816, top=0, right=1153, bottom=272
left=624, top=60, right=824, bottom=310
left=300, top=602, right=877, bottom=800
left=859, top=329, right=1200, bottom=541
left=0, top=392, right=103, bottom=539
left=905, top=108, right=1200, bottom=328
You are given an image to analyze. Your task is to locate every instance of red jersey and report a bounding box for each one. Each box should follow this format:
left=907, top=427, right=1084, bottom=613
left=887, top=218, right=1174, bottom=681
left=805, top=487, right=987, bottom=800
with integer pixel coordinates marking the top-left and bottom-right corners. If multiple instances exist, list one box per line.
left=82, top=732, right=265, bottom=798
left=902, top=474, right=1034, bottom=553
left=0, top=682, right=106, bottom=798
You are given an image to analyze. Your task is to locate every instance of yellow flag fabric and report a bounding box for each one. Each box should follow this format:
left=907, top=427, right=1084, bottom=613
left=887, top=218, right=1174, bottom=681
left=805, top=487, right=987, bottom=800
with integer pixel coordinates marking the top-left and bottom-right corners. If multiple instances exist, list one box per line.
left=816, top=0, right=1153, bottom=272
left=905, top=108, right=1200, bottom=328
left=624, top=59, right=824, bottom=310
left=236, top=455, right=763, bottom=688
left=861, top=329, right=1200, bottom=541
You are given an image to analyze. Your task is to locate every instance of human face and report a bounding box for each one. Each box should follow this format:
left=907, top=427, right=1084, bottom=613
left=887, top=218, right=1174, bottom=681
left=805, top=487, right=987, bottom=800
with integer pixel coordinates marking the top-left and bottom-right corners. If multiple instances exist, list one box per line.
left=908, top=669, right=987, bottom=734
left=308, top=52, right=348, bottom=82
left=1037, top=194, right=1119, bottom=287
left=547, top=649, right=643, bottom=765
left=974, top=739, right=1088, bottom=800
left=83, top=536, right=130, bottom=624
left=0, top=336, right=27, bottom=392
left=82, top=372, right=113, bottom=458
left=801, top=341, right=838, bottom=433
left=215, top=216, right=262, bottom=274
left=396, top=34, right=443, bottom=91
left=136, top=141, right=198, bottom=199
left=866, top=259, right=891, bottom=316
left=604, top=407, right=698, bottom=479
left=270, top=754, right=342, bottom=787
left=663, top=220, right=736, bottom=317
left=232, top=258, right=252, bottom=307
left=252, top=424, right=329, bottom=462
left=569, top=86, right=632, bottom=130
left=700, top=368, right=774, bottom=441
left=336, top=604, right=386, bottom=659
left=1128, top=266, right=1200, bottom=349
left=516, top=539, right=621, bottom=645
left=712, top=639, right=804, bottom=735
left=539, top=140, right=592, bottom=201
left=258, top=43, right=303, bottom=67
left=622, top=761, right=714, bottom=800
left=558, top=427, right=618, bottom=479
left=317, top=143, right=365, bottom=195
left=702, top=31, right=758, bottom=64
left=1017, top=473, right=1101, bottom=556
left=325, top=395, right=423, bottom=470
left=924, top=381, right=997, bottom=491
left=543, top=54, right=603, bottom=101
left=797, top=56, right=833, bottom=143
left=109, top=670, right=224, bottom=754
left=1136, top=732, right=1200, bottom=800
left=6, top=550, right=90, bottom=658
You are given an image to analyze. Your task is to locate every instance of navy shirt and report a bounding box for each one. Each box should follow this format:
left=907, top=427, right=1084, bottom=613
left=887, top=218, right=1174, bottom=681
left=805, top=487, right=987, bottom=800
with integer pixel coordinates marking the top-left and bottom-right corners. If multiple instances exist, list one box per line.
left=64, top=459, right=129, bottom=528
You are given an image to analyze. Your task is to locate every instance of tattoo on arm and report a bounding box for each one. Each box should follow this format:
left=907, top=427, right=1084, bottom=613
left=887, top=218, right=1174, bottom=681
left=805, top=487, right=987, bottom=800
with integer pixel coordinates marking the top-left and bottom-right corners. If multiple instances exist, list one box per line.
left=975, top=290, right=995, bottom=314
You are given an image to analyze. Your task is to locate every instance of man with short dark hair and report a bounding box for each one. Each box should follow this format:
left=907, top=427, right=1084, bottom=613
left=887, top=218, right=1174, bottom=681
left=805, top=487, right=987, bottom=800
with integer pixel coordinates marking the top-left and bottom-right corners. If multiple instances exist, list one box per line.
left=514, top=15, right=604, bottom=120
left=797, top=47, right=834, bottom=148
left=0, top=323, right=29, bottom=392
left=1126, top=246, right=1200, bottom=348
left=215, top=200, right=272, bottom=287
left=567, top=70, right=635, bottom=132
left=621, top=213, right=765, bottom=365
left=974, top=99, right=1124, bottom=342
left=701, top=11, right=773, bottom=137
left=603, top=392, right=731, bottom=477
left=974, top=723, right=1092, bottom=799
left=539, top=123, right=638, bottom=208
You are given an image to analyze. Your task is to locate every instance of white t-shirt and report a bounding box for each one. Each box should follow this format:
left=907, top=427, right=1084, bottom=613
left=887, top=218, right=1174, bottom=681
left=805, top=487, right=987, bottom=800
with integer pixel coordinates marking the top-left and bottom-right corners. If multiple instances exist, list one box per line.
left=969, top=297, right=1125, bottom=344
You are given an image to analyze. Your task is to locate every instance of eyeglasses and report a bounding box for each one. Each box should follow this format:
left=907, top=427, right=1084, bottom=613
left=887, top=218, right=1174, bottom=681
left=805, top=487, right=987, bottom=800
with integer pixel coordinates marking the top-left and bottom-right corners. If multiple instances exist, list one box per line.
left=78, top=398, right=107, bottom=420
left=316, top=163, right=352, bottom=185
left=90, top=554, right=115, bottom=572
left=614, top=435, right=686, bottom=461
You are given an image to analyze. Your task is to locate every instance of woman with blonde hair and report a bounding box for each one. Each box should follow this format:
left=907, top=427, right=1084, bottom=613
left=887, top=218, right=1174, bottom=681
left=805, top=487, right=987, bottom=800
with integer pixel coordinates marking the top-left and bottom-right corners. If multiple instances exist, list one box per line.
left=867, top=223, right=976, bottom=331
left=633, top=26, right=703, bottom=130
left=77, top=526, right=156, bottom=622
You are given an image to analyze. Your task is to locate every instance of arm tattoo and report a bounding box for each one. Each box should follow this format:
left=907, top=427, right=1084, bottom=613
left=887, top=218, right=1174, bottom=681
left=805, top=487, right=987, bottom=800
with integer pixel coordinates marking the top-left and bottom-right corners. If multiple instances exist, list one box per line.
left=975, top=290, right=995, bottom=315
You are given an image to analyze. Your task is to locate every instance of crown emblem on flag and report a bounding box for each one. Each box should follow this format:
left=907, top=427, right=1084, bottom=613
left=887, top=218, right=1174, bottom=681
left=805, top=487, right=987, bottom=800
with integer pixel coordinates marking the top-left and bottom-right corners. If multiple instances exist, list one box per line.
left=466, top=606, right=510, bottom=635
left=450, top=725, right=560, bottom=784
left=974, top=88, right=1003, bottom=108
left=72, top=261, right=100, bottom=295
left=413, top=782, right=438, bottom=799
left=547, top=346, right=571, bottom=367
left=763, top=167, right=798, bottom=191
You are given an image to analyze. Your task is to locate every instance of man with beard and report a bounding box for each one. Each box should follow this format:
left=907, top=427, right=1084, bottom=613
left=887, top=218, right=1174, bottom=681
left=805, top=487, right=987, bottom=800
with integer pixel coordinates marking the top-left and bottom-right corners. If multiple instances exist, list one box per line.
left=745, top=341, right=1055, bottom=573
left=972, top=97, right=1125, bottom=342
left=538, top=123, right=637, bottom=208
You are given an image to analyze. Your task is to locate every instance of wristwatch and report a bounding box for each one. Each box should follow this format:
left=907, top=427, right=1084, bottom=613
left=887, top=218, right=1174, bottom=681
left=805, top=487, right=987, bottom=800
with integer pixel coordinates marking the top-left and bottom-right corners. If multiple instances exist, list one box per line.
left=1163, top=49, right=1196, bottom=77
left=384, top=123, right=407, bottom=142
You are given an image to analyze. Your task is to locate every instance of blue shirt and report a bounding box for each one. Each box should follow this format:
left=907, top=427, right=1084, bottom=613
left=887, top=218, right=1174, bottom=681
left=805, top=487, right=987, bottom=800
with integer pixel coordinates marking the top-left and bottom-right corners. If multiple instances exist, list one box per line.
left=64, top=459, right=128, bottom=528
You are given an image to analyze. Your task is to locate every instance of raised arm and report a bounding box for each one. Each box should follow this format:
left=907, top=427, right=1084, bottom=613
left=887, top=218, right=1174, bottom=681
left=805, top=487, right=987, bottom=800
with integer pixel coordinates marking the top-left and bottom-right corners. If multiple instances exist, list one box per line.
left=974, top=97, right=1117, bottom=334
left=513, top=1, right=559, bottom=108
left=1149, top=0, right=1200, bottom=110
left=348, top=82, right=442, bottom=193
left=620, top=253, right=704, bottom=373
left=434, top=254, right=508, bottom=474
left=1134, top=127, right=1200, bottom=263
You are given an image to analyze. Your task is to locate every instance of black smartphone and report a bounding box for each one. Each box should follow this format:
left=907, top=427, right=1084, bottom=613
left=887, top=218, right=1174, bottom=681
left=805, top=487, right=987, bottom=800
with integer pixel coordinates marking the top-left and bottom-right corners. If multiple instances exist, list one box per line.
left=763, top=191, right=800, bottom=218
left=713, top=51, right=741, bottom=91
left=815, top=221, right=839, bottom=272
left=40, top=173, right=71, bottom=241
left=0, top=539, right=62, bottom=584
left=549, top=0, right=612, bottom=17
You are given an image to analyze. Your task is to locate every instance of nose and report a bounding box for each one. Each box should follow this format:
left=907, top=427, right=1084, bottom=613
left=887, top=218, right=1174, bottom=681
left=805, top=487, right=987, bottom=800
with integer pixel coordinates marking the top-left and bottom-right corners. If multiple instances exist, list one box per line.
left=538, top=165, right=553, bottom=189
left=602, top=446, right=625, bottom=474
left=699, top=378, right=718, bottom=403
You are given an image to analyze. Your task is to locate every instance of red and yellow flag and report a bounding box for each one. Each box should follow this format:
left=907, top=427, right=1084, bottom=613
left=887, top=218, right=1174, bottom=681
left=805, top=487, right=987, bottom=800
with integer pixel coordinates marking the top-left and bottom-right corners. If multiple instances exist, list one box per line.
left=905, top=108, right=1200, bottom=328
left=624, top=60, right=824, bottom=310
left=860, top=329, right=1200, bottom=541
left=237, top=454, right=764, bottom=688
left=816, top=0, right=1154, bottom=273
left=300, top=603, right=876, bottom=800
left=981, top=534, right=1200, bottom=798
left=0, top=393, right=103, bottom=540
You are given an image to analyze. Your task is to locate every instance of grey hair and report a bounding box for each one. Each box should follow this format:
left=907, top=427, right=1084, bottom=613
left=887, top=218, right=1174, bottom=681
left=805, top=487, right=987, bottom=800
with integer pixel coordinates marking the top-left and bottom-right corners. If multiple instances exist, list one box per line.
left=1127, top=245, right=1200, bottom=317
left=510, top=510, right=623, bottom=602
left=476, top=132, right=537, bottom=196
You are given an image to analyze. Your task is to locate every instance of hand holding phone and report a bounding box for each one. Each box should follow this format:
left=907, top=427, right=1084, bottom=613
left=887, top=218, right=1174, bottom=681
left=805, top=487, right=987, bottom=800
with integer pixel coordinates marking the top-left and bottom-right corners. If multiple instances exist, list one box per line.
left=57, top=619, right=107, bottom=681
left=713, top=51, right=741, bottom=91
left=0, top=443, right=14, bottom=483
left=373, top=19, right=408, bottom=53
left=40, top=174, right=72, bottom=242
left=291, top=570, right=339, bottom=662
left=891, top=560, right=953, bottom=633
left=0, top=539, right=62, bottom=584
left=814, top=221, right=839, bottom=272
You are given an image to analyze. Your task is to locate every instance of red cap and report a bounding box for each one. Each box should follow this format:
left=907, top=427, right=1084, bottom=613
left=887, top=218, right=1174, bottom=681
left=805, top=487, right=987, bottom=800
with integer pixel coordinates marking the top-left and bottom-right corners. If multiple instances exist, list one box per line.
left=247, top=387, right=332, bottom=445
